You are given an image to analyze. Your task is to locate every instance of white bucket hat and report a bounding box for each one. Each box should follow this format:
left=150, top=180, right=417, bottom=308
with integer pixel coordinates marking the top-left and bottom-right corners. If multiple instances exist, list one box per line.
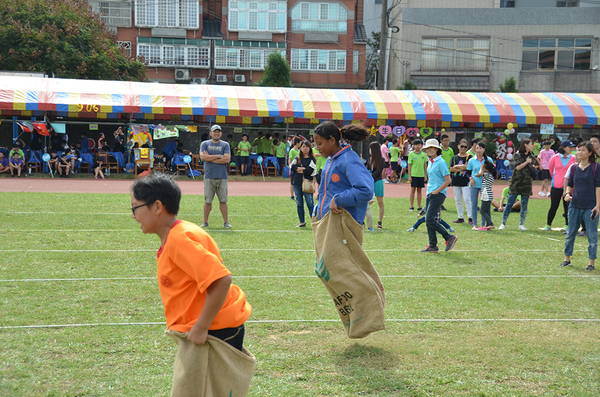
left=422, top=138, right=441, bottom=150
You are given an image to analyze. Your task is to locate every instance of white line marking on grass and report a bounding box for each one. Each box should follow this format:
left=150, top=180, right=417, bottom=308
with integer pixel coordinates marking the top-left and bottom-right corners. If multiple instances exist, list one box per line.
left=9, top=229, right=299, bottom=233
left=1, top=275, right=597, bottom=283
left=0, top=248, right=588, bottom=253
left=2, top=318, right=599, bottom=330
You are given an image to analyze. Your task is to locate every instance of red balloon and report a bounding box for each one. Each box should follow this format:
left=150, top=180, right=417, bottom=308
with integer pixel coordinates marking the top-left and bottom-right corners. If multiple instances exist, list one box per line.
left=507, top=141, right=513, bottom=147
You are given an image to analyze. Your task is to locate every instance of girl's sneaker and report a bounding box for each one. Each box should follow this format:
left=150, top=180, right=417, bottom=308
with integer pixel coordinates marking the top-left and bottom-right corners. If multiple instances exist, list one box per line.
left=487, top=225, right=495, bottom=230
left=449, top=227, right=456, bottom=233
left=367, top=227, right=375, bottom=231
left=542, top=225, right=551, bottom=231
left=519, top=225, right=528, bottom=231
left=472, top=226, right=480, bottom=231
left=407, top=227, right=415, bottom=232
left=477, top=226, right=488, bottom=231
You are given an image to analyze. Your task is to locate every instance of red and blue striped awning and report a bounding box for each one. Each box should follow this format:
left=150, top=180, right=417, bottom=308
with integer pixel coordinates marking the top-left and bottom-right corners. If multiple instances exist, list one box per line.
left=1, top=76, right=599, bottom=125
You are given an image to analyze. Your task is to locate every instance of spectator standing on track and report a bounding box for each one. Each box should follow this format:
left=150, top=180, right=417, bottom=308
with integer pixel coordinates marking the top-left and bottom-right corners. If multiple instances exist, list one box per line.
left=537, top=141, right=555, bottom=197
left=440, top=134, right=454, bottom=169
left=288, top=137, right=302, bottom=201
left=543, top=140, right=576, bottom=232
left=450, top=139, right=472, bottom=225
left=237, top=134, right=252, bottom=176
left=290, top=141, right=317, bottom=228
left=561, top=141, right=600, bottom=271
left=200, top=125, right=232, bottom=229
left=368, top=142, right=386, bottom=229
left=408, top=139, right=428, bottom=212
left=467, top=141, right=493, bottom=229
left=499, top=139, right=538, bottom=231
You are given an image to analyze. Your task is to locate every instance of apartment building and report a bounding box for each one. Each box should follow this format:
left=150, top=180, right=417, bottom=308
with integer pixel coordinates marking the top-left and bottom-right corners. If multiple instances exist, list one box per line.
left=88, top=0, right=367, bottom=88
left=371, top=0, right=600, bottom=92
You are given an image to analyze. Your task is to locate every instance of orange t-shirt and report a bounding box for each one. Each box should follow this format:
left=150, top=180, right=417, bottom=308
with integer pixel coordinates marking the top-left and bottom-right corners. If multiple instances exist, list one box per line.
left=157, top=220, right=251, bottom=332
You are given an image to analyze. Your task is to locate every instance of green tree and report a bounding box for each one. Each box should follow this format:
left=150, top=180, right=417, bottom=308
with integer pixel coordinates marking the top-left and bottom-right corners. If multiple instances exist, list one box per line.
left=499, top=77, right=519, bottom=93
left=397, top=80, right=418, bottom=90
left=0, top=0, right=146, bottom=81
left=365, top=31, right=380, bottom=90
left=255, top=52, right=292, bottom=87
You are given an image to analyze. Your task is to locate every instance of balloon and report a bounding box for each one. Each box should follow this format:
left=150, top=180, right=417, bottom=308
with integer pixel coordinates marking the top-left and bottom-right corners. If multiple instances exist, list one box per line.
left=504, top=129, right=510, bottom=136
left=483, top=139, right=487, bottom=143
left=504, top=160, right=510, bottom=167
left=510, top=128, right=515, bottom=134
left=507, top=153, right=513, bottom=160
left=507, top=141, right=513, bottom=147
left=497, top=132, right=502, bottom=137
left=183, top=155, right=192, bottom=164
left=507, top=123, right=514, bottom=130
left=42, top=153, right=50, bottom=162
left=400, top=160, right=408, bottom=168
left=257, top=156, right=263, bottom=165
left=507, top=147, right=513, bottom=154
left=441, top=129, right=446, bottom=132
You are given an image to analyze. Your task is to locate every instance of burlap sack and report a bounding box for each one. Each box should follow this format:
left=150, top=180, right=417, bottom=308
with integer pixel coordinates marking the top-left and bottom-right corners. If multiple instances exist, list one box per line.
left=312, top=209, right=386, bottom=338
left=165, top=330, right=256, bottom=397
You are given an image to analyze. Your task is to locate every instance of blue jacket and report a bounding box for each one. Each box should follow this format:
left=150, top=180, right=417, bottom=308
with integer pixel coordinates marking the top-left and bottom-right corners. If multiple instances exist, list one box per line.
left=314, top=145, right=374, bottom=224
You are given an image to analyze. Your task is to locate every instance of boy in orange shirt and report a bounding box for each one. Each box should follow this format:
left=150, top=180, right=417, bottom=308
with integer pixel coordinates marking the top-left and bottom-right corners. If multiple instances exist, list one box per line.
left=130, top=173, right=252, bottom=392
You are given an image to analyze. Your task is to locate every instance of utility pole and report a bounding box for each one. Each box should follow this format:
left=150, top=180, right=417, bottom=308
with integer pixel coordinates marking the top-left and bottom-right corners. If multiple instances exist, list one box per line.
left=377, top=0, right=388, bottom=90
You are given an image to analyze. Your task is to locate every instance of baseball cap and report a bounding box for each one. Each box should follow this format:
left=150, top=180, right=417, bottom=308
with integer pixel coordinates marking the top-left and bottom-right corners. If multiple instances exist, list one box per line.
left=561, top=139, right=576, bottom=147
left=210, top=124, right=222, bottom=132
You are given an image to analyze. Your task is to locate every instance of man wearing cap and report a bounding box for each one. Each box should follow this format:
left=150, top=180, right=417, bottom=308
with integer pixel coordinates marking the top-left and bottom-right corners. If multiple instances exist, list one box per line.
left=200, top=125, right=233, bottom=228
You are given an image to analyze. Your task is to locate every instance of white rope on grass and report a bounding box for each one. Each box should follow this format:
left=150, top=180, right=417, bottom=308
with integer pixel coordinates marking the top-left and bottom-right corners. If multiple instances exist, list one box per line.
left=2, top=318, right=599, bottom=330
left=0, top=274, right=598, bottom=283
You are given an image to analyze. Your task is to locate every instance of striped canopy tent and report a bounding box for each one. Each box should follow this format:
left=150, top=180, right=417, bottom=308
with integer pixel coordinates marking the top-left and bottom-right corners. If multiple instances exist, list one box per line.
left=2, top=76, right=600, bottom=126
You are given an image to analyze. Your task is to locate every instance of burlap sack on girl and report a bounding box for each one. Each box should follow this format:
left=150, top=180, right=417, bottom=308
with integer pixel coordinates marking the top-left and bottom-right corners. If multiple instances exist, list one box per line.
left=312, top=209, right=385, bottom=338
left=165, top=330, right=256, bottom=397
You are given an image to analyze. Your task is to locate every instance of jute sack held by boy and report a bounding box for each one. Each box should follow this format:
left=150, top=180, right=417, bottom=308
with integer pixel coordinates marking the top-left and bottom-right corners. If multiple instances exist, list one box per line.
left=313, top=209, right=386, bottom=338
left=166, top=331, right=255, bottom=396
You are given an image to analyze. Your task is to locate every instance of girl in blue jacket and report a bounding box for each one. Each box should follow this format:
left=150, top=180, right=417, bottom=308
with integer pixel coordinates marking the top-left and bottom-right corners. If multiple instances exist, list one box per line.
left=312, top=122, right=373, bottom=224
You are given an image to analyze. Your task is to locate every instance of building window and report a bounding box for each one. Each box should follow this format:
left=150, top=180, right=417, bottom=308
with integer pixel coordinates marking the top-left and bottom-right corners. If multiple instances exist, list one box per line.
left=118, top=41, right=132, bottom=57
left=228, top=1, right=287, bottom=33
left=420, top=38, right=489, bottom=71
left=557, top=1, right=578, bottom=6
left=137, top=42, right=210, bottom=67
left=291, top=49, right=346, bottom=71
left=291, top=2, right=348, bottom=33
left=215, top=47, right=284, bottom=70
left=353, top=50, right=359, bottom=73
left=500, top=0, right=515, bottom=7
left=522, top=37, right=591, bottom=71
left=89, top=1, right=133, bottom=27
left=135, top=0, right=200, bottom=29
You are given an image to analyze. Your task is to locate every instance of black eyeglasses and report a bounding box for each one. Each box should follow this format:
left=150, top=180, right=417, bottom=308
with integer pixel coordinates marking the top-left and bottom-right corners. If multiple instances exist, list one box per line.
left=459, top=145, right=467, bottom=148
left=131, top=203, right=147, bottom=215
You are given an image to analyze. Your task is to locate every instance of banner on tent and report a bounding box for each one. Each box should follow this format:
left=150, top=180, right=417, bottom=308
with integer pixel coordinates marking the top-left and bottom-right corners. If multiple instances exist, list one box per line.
left=152, top=125, right=179, bottom=140
left=517, top=133, right=532, bottom=141
left=540, top=124, right=555, bottom=136
left=556, top=133, right=570, bottom=142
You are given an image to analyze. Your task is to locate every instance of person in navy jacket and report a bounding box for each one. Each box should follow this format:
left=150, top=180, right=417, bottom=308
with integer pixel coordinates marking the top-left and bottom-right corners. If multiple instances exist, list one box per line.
left=311, top=121, right=373, bottom=224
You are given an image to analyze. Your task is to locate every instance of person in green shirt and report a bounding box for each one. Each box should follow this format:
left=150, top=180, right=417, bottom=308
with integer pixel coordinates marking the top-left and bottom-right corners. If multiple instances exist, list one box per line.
left=467, top=138, right=480, bottom=158
left=389, top=139, right=402, bottom=183
left=407, top=139, right=428, bottom=211
left=313, top=146, right=327, bottom=185
left=273, top=138, right=288, bottom=175
left=237, top=134, right=252, bottom=176
left=288, top=137, right=303, bottom=200
left=492, top=183, right=521, bottom=212
left=532, top=139, right=541, bottom=157
left=261, top=134, right=273, bottom=157
left=252, top=133, right=264, bottom=155
left=440, top=134, right=454, bottom=168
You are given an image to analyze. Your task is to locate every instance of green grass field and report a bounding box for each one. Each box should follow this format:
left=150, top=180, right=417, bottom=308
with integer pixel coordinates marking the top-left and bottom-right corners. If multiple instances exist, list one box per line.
left=1, top=192, right=599, bottom=396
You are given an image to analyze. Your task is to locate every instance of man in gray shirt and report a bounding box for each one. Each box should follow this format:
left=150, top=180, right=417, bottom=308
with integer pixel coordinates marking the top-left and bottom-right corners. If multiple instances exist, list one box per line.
left=199, top=125, right=232, bottom=228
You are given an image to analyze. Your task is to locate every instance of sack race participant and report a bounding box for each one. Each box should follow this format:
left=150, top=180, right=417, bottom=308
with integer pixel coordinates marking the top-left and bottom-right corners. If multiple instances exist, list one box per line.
left=130, top=174, right=255, bottom=396
left=312, top=121, right=385, bottom=338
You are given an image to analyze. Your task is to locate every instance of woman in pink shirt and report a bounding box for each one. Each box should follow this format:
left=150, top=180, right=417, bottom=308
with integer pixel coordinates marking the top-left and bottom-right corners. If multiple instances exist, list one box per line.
left=543, top=140, right=576, bottom=231
left=537, top=141, right=556, bottom=197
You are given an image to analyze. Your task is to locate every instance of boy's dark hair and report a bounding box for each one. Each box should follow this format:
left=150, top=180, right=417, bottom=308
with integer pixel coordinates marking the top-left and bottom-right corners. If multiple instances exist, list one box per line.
left=131, top=173, right=181, bottom=215
left=61, top=152, right=67, bottom=157
left=413, top=139, right=423, bottom=146
left=441, top=134, right=449, bottom=140
left=590, top=135, right=600, bottom=142
left=50, top=150, right=57, bottom=154
left=392, top=139, right=398, bottom=145
left=274, top=133, right=280, bottom=138
left=241, top=134, right=248, bottom=138
left=265, top=133, right=272, bottom=139
left=542, top=140, right=552, bottom=146
left=273, top=139, right=279, bottom=145
left=293, top=137, right=303, bottom=146
left=314, top=121, right=370, bottom=143
left=470, top=138, right=480, bottom=147
left=383, top=137, right=391, bottom=143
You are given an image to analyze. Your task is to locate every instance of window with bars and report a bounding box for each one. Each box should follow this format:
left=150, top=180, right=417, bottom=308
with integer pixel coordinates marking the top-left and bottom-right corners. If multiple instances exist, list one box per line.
left=557, top=1, right=578, bottom=6
left=522, top=37, right=591, bottom=71
left=135, top=0, right=199, bottom=29
left=500, top=0, right=515, bottom=7
left=353, top=50, right=358, bottom=73
left=214, top=47, right=283, bottom=70
left=228, top=0, right=286, bottom=32
left=420, top=38, right=490, bottom=71
left=90, top=1, right=132, bottom=27
left=118, top=41, right=132, bottom=57
left=138, top=44, right=210, bottom=67
left=291, top=2, right=348, bottom=33
left=291, top=49, right=347, bottom=71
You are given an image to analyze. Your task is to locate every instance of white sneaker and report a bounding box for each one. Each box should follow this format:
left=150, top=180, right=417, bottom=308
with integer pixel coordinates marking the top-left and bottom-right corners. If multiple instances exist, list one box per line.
left=498, top=224, right=505, bottom=230
left=538, top=191, right=546, bottom=197
left=519, top=225, right=527, bottom=231
left=223, top=222, right=233, bottom=229
left=200, top=222, right=209, bottom=228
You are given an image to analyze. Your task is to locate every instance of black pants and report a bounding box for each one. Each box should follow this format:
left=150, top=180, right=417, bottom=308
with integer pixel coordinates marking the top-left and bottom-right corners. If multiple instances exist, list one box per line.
left=547, top=187, right=569, bottom=226
left=208, top=324, right=245, bottom=351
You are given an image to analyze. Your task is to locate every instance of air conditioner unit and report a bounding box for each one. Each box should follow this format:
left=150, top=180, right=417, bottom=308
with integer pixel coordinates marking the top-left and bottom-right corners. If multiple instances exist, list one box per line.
left=193, top=77, right=207, bottom=84
left=234, top=74, right=246, bottom=83
left=174, top=69, right=190, bottom=81
left=216, top=75, right=227, bottom=82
